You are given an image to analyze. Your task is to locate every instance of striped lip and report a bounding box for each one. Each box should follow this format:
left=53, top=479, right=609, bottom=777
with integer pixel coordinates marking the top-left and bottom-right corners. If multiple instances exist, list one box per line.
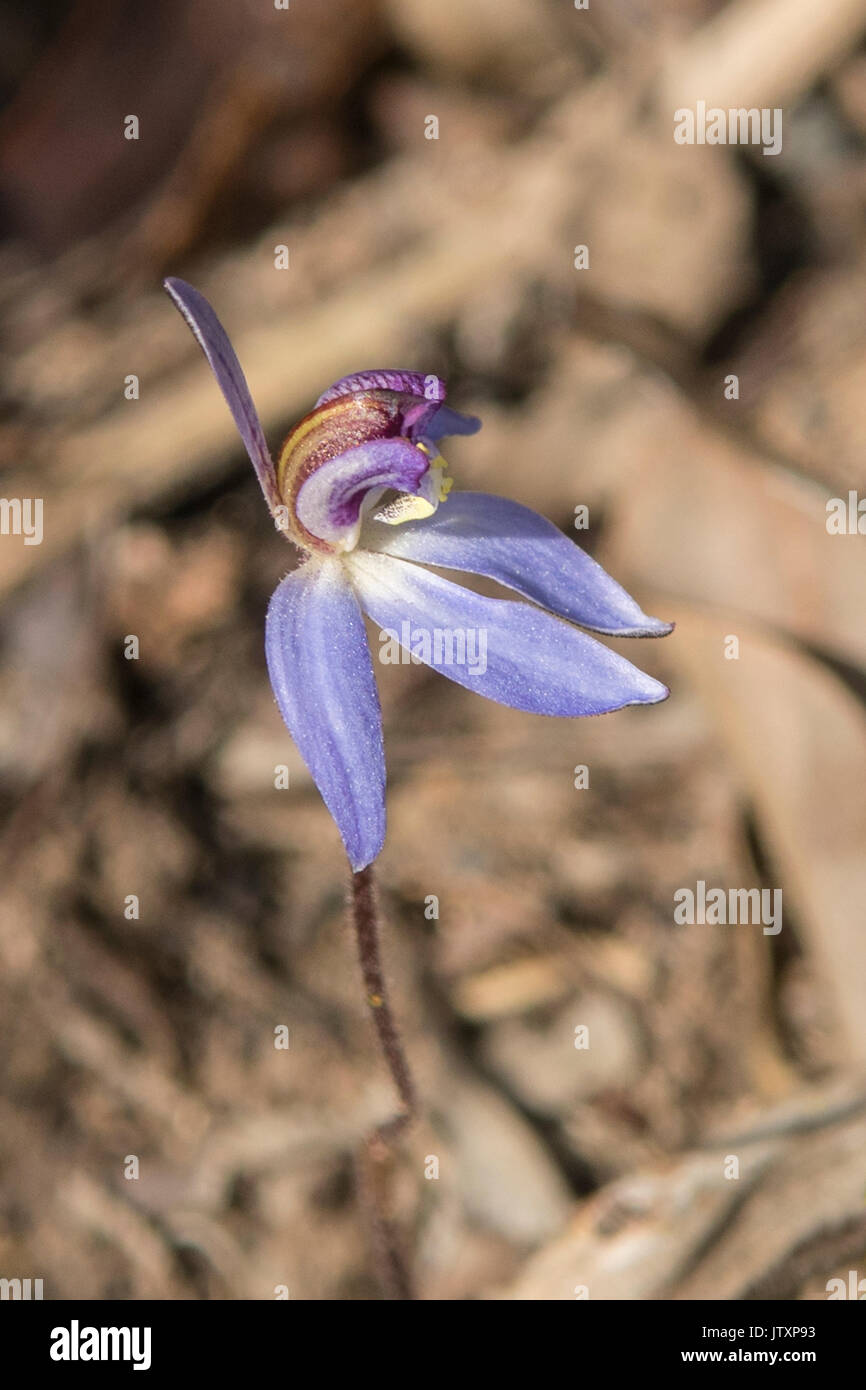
left=277, top=388, right=448, bottom=552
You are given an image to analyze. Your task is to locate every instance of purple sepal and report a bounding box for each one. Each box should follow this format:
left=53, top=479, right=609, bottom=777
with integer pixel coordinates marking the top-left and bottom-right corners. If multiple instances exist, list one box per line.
left=164, top=278, right=280, bottom=513
left=363, top=491, right=673, bottom=637
left=349, top=551, right=669, bottom=716
left=265, top=558, right=386, bottom=870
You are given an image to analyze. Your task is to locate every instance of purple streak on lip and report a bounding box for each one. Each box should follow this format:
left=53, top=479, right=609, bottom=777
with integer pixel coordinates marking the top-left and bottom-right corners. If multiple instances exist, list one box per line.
left=316, top=370, right=452, bottom=446
left=294, top=437, right=433, bottom=546
left=313, top=372, right=481, bottom=448
left=163, top=277, right=280, bottom=513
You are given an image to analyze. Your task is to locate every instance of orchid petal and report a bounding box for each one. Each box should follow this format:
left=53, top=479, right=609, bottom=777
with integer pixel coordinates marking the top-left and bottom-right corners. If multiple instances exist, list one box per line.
left=363, top=491, right=672, bottom=637
left=347, top=551, right=668, bottom=716
left=265, top=558, right=385, bottom=870
left=295, top=438, right=437, bottom=549
left=164, top=278, right=280, bottom=513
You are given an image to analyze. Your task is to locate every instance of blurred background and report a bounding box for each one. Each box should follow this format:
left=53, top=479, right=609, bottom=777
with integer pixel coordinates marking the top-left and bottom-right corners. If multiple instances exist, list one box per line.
left=1, top=0, right=866, bottom=1301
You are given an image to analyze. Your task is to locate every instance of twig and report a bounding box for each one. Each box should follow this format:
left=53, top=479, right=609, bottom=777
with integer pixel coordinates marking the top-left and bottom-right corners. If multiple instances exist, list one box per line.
left=661, top=0, right=866, bottom=113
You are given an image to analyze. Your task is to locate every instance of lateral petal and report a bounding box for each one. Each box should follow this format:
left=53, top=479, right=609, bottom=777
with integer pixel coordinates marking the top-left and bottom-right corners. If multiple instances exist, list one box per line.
left=348, top=551, right=669, bottom=716
left=363, top=492, right=672, bottom=637
left=265, top=558, right=385, bottom=870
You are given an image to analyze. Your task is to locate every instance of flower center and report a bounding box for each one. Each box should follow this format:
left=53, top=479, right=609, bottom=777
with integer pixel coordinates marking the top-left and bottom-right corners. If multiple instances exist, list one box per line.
left=276, top=393, right=451, bottom=554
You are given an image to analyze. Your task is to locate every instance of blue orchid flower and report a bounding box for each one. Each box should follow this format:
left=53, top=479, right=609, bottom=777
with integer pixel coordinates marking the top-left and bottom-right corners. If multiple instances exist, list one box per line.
left=165, top=278, right=672, bottom=872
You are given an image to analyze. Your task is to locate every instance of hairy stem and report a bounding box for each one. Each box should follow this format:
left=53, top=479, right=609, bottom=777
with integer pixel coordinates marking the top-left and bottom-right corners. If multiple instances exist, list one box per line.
left=350, top=864, right=417, bottom=1138
left=349, top=863, right=417, bottom=1299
